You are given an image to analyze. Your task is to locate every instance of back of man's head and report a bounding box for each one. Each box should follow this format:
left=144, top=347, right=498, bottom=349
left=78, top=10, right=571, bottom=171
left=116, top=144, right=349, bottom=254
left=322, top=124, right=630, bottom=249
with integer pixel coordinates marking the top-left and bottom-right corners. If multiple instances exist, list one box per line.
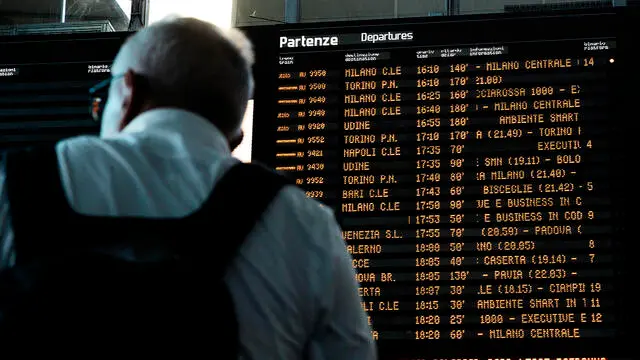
left=104, top=17, right=254, bottom=139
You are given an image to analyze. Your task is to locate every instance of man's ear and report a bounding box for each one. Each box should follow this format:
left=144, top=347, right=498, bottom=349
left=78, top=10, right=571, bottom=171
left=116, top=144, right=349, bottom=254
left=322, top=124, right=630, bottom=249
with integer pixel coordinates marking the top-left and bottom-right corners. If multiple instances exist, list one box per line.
left=229, top=130, right=244, bottom=151
left=117, top=69, right=142, bottom=131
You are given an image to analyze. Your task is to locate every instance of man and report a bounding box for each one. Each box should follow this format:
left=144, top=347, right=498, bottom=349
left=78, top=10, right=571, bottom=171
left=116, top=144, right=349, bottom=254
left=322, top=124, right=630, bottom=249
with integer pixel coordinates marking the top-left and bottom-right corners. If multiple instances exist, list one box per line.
left=0, top=17, right=375, bottom=358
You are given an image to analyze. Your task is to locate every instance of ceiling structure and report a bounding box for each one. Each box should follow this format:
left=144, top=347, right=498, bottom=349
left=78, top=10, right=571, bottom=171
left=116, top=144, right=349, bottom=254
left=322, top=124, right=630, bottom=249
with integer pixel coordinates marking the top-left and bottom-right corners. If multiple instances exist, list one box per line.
left=0, top=0, right=129, bottom=30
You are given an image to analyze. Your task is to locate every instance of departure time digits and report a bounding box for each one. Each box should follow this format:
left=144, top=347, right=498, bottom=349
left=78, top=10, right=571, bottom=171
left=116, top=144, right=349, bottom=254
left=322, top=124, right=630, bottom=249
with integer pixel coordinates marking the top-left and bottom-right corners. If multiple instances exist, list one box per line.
left=272, top=39, right=614, bottom=342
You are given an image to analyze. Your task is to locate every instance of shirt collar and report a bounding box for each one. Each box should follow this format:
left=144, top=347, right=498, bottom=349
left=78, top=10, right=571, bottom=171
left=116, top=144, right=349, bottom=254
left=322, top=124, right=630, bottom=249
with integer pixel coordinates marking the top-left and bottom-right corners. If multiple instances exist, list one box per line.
left=120, top=108, right=231, bottom=154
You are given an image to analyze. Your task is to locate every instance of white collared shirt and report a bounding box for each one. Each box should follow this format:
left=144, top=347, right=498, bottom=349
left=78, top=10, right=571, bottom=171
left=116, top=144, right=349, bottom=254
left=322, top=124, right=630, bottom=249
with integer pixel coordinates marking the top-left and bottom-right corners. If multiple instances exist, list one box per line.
left=0, top=108, right=376, bottom=360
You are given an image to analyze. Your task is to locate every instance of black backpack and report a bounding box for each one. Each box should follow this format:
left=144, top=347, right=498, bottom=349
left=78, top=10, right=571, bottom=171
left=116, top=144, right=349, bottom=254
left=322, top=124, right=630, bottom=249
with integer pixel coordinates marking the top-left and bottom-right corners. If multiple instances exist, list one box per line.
left=0, top=147, right=291, bottom=354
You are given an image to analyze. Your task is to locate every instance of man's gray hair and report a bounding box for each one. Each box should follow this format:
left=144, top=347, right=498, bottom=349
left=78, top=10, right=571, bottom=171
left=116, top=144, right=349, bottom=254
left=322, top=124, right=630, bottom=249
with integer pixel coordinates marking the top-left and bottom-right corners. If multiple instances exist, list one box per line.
left=124, top=17, right=254, bottom=135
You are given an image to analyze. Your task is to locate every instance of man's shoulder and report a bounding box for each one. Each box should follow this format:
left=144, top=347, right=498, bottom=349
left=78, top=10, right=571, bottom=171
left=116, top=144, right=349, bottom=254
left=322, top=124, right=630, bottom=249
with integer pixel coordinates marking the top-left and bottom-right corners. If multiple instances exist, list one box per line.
left=265, top=183, right=343, bottom=252
left=277, top=184, right=335, bottom=223
left=55, top=134, right=154, bottom=178
left=58, top=135, right=101, bottom=147
left=56, top=134, right=129, bottom=158
left=54, top=135, right=342, bottom=241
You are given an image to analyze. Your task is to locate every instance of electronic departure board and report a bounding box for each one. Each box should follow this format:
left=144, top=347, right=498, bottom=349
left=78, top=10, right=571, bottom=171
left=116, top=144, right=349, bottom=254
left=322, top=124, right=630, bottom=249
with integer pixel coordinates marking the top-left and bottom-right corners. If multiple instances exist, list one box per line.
left=246, top=8, right=635, bottom=360
left=0, top=32, right=256, bottom=160
left=0, top=33, right=127, bottom=150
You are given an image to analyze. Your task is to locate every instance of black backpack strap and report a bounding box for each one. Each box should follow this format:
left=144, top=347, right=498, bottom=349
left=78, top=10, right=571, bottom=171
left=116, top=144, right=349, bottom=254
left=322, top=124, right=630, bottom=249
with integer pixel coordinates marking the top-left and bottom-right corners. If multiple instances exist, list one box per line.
left=196, top=161, right=292, bottom=275
left=3, top=146, right=64, bottom=263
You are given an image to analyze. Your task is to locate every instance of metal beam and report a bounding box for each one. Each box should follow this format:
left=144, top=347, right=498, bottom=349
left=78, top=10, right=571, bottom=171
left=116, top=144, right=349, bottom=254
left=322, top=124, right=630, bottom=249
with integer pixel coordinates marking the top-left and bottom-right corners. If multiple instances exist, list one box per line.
left=61, top=0, right=67, bottom=23
left=284, top=0, right=300, bottom=23
left=445, top=0, right=459, bottom=16
left=128, top=0, right=148, bottom=30
left=231, top=0, right=238, bottom=27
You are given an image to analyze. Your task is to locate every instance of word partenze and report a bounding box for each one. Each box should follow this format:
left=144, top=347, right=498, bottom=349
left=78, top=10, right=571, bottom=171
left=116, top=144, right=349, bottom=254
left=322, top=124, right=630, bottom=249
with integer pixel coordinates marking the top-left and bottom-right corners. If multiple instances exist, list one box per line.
left=279, top=35, right=339, bottom=48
